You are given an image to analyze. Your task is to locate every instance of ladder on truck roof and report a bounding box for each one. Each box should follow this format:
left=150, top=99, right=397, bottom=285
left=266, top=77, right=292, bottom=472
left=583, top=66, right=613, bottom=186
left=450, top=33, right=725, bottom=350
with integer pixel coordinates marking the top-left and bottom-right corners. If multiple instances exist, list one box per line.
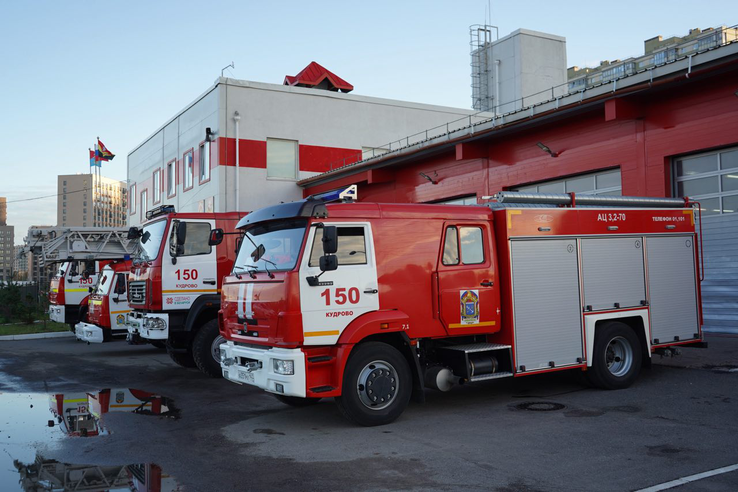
left=484, top=192, right=690, bottom=208
left=24, top=227, right=139, bottom=265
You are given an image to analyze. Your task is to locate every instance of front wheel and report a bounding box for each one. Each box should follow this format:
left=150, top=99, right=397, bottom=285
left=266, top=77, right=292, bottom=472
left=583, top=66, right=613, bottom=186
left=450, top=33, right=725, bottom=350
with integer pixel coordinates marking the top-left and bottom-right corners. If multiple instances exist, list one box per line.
left=192, top=319, right=225, bottom=378
left=335, top=342, right=412, bottom=426
left=587, top=321, right=642, bottom=390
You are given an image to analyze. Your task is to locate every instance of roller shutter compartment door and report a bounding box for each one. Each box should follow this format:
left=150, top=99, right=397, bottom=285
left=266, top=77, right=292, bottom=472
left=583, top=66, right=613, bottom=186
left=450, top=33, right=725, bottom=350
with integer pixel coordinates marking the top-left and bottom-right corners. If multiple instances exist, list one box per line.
left=511, top=239, right=583, bottom=371
left=581, top=238, right=646, bottom=311
left=646, top=236, right=700, bottom=343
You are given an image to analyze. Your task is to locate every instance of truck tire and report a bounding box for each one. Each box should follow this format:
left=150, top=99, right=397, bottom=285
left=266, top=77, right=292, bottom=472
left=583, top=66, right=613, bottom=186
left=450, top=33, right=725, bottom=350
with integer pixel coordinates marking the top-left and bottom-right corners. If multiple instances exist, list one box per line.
left=192, top=319, right=225, bottom=378
left=167, top=346, right=197, bottom=368
left=587, top=321, right=642, bottom=390
left=273, top=394, right=322, bottom=407
left=335, top=342, right=412, bottom=426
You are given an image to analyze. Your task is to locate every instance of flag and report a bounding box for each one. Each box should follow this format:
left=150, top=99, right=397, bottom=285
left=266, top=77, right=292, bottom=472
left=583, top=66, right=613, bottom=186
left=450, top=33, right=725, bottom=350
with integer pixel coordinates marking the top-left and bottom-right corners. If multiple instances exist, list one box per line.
left=89, top=149, right=101, bottom=167
left=97, top=138, right=115, bottom=161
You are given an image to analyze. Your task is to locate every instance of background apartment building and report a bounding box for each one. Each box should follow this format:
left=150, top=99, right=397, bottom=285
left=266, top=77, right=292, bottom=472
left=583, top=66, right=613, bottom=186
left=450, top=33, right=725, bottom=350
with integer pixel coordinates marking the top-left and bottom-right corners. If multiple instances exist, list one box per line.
left=0, top=198, right=15, bottom=283
left=13, top=245, right=27, bottom=280
left=57, top=174, right=127, bottom=227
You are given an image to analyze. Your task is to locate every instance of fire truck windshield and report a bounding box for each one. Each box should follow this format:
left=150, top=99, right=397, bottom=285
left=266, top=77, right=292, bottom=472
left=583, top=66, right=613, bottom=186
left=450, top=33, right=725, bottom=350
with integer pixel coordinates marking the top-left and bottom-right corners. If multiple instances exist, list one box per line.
left=95, top=270, right=114, bottom=295
left=235, top=219, right=307, bottom=273
left=138, top=220, right=167, bottom=261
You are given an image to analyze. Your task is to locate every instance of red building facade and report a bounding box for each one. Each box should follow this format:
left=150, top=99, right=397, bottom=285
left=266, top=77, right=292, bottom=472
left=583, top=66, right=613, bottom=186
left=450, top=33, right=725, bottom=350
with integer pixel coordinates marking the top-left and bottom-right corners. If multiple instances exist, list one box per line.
left=300, top=43, right=738, bottom=333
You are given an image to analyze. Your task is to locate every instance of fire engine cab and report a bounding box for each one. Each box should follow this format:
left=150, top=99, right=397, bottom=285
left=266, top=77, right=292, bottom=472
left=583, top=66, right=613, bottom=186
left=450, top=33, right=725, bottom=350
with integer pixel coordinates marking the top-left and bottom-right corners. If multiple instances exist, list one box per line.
left=49, top=260, right=112, bottom=329
left=75, top=260, right=132, bottom=343
left=218, top=190, right=705, bottom=426
left=126, top=205, right=246, bottom=377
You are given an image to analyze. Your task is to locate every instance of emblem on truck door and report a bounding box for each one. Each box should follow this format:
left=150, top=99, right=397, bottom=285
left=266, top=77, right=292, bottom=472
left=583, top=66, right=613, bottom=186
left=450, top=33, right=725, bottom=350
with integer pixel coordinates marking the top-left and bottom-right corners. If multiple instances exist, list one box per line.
left=460, top=290, right=480, bottom=325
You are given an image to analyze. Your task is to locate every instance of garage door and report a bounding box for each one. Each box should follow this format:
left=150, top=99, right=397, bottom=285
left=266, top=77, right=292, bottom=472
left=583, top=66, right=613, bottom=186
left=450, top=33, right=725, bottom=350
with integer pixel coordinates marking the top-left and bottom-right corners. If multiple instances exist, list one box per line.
left=674, top=147, right=738, bottom=334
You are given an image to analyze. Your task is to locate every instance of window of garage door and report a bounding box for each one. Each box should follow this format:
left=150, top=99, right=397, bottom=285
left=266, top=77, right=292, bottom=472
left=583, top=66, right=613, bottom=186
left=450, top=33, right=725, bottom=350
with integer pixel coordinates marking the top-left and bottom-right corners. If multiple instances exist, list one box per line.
left=511, top=168, right=622, bottom=195
left=674, top=147, right=738, bottom=216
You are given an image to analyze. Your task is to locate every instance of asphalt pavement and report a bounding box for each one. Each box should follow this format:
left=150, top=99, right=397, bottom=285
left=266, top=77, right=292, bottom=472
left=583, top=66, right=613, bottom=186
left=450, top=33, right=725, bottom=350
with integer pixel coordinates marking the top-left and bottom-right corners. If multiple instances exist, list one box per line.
left=0, top=334, right=736, bottom=491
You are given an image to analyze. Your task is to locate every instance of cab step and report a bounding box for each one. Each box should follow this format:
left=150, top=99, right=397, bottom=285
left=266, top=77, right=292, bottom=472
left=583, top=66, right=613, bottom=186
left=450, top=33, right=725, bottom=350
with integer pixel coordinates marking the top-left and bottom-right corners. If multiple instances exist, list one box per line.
left=438, top=343, right=513, bottom=380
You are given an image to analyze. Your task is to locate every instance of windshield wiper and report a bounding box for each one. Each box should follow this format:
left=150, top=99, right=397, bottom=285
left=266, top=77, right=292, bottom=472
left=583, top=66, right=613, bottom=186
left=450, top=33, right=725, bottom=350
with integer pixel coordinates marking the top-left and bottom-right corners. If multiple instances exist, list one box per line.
left=261, top=257, right=277, bottom=279
left=233, top=265, right=256, bottom=280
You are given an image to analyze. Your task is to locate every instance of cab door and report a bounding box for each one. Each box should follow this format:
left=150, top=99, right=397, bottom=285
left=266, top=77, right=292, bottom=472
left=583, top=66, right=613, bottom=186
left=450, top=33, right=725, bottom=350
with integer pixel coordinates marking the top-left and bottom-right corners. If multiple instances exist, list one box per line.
left=109, top=272, right=131, bottom=331
left=299, top=222, right=380, bottom=345
left=437, top=223, right=500, bottom=336
left=161, top=219, right=218, bottom=310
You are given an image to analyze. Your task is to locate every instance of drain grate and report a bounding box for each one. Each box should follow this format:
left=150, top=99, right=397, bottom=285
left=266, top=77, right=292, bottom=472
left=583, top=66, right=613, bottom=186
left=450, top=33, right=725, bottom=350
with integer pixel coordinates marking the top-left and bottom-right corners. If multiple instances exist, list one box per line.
left=515, top=401, right=566, bottom=412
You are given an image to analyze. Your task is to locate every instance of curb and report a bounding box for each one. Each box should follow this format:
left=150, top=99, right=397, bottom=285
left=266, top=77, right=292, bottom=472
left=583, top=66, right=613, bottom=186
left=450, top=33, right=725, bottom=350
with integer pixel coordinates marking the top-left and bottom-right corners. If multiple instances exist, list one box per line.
left=0, top=331, right=75, bottom=341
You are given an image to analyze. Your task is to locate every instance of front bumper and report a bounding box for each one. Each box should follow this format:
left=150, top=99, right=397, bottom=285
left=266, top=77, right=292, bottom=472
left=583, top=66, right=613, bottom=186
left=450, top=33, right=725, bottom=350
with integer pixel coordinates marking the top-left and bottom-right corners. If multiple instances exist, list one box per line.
left=127, top=312, right=168, bottom=340
left=220, top=342, right=307, bottom=398
left=49, top=305, right=65, bottom=323
left=75, top=322, right=105, bottom=344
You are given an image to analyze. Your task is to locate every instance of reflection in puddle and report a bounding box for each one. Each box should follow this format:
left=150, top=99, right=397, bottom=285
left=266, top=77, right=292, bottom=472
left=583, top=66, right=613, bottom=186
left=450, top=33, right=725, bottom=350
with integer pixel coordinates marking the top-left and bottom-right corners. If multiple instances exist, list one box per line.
left=0, top=390, right=181, bottom=491
left=49, top=388, right=179, bottom=437
left=14, top=457, right=182, bottom=492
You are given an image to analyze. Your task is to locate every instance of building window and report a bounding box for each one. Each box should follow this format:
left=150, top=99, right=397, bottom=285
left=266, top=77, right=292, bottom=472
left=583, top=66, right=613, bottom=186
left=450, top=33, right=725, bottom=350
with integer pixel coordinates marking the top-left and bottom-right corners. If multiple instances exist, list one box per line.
left=673, top=147, right=738, bottom=216
left=140, top=190, right=148, bottom=222
left=130, top=184, right=136, bottom=215
left=267, top=138, right=298, bottom=179
left=512, top=169, right=622, bottom=196
left=63, top=180, right=67, bottom=185
left=167, top=160, right=176, bottom=197
left=153, top=169, right=161, bottom=204
left=184, top=150, right=194, bottom=190
left=199, top=142, right=210, bottom=183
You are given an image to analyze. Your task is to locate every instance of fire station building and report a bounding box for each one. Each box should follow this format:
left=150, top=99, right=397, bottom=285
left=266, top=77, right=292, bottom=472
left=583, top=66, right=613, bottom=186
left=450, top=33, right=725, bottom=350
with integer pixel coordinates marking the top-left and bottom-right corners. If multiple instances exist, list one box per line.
left=127, top=62, right=487, bottom=227
left=299, top=33, right=738, bottom=334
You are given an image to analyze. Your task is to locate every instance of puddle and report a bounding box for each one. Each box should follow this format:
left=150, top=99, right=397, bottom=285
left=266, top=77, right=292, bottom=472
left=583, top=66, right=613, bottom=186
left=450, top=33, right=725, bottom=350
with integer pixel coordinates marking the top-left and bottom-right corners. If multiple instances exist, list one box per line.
left=0, top=390, right=181, bottom=491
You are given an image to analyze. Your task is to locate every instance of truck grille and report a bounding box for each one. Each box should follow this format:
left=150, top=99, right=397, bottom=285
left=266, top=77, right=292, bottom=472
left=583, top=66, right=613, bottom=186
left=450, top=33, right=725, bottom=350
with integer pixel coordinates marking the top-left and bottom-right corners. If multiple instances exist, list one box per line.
left=129, top=281, right=146, bottom=304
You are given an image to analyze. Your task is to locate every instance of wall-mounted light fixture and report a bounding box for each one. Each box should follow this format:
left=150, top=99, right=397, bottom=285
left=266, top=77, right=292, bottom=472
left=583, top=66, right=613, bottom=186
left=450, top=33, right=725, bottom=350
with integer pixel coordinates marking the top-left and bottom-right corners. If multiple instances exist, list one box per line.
left=536, top=142, right=559, bottom=158
left=419, top=171, right=439, bottom=185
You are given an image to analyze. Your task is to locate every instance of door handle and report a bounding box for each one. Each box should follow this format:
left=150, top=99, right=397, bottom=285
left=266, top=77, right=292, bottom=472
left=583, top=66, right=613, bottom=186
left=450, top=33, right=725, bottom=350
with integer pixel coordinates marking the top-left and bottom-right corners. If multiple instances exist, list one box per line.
left=364, top=289, right=378, bottom=294
left=480, top=281, right=494, bottom=287
left=203, top=279, right=216, bottom=285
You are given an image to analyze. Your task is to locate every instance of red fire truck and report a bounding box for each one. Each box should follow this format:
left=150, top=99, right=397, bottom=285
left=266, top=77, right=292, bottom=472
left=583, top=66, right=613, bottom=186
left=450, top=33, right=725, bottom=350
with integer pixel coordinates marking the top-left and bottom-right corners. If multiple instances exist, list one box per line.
left=75, top=260, right=133, bottom=343
left=126, top=205, right=245, bottom=377
left=218, top=191, right=706, bottom=426
left=49, top=260, right=114, bottom=330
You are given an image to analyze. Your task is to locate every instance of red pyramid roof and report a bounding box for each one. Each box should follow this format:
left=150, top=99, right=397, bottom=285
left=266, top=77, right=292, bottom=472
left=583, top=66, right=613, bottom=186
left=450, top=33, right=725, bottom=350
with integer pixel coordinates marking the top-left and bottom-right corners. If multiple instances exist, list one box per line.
left=284, top=62, right=353, bottom=93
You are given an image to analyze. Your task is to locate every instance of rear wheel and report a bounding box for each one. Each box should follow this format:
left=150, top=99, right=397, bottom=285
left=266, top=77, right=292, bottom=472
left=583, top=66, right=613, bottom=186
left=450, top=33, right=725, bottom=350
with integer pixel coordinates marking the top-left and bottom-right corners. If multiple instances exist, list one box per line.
left=273, top=394, right=322, bottom=407
left=587, top=321, right=642, bottom=390
left=167, top=345, right=197, bottom=368
left=192, top=319, right=225, bottom=378
left=335, top=342, right=412, bottom=426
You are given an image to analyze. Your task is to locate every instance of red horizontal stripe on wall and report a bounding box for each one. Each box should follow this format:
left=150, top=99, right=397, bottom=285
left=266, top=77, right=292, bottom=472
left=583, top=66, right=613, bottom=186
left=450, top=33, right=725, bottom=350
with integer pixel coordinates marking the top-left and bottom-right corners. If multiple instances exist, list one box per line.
left=299, top=144, right=361, bottom=173
left=218, top=137, right=267, bottom=168
left=216, top=137, right=360, bottom=172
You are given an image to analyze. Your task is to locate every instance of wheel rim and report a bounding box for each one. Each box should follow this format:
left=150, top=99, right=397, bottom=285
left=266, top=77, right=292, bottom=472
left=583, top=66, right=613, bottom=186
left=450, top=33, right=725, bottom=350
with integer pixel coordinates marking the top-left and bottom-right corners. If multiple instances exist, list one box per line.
left=605, top=336, right=633, bottom=377
left=356, top=360, right=399, bottom=411
left=211, top=335, right=225, bottom=362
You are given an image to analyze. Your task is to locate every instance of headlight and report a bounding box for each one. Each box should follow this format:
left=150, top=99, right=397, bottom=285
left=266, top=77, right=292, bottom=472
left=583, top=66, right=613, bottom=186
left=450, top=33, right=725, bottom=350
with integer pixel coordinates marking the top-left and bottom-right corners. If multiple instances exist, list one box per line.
left=273, top=359, right=294, bottom=375
left=144, top=317, right=167, bottom=330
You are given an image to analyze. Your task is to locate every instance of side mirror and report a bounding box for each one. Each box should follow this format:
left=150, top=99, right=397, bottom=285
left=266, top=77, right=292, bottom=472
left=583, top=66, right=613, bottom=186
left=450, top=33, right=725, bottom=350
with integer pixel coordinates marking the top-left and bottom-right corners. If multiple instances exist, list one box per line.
left=88, top=286, right=93, bottom=293
left=114, top=276, right=126, bottom=295
left=127, top=227, right=142, bottom=240
left=319, top=255, right=338, bottom=272
left=235, top=236, right=243, bottom=255
left=322, top=226, right=338, bottom=254
left=112, top=296, right=120, bottom=304
left=141, top=231, right=151, bottom=244
left=209, top=228, right=224, bottom=246
left=251, top=244, right=265, bottom=262
left=176, top=221, right=187, bottom=246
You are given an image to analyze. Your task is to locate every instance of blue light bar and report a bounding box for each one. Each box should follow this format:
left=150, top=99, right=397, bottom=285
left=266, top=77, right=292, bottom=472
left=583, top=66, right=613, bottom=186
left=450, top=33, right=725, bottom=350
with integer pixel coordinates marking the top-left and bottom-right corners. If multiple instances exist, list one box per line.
left=309, top=185, right=357, bottom=203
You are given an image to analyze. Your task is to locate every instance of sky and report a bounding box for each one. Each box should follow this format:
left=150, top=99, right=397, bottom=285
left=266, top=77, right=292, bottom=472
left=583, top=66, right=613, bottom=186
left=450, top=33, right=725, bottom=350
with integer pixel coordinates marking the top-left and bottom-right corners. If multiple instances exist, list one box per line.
left=1, top=0, right=735, bottom=244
